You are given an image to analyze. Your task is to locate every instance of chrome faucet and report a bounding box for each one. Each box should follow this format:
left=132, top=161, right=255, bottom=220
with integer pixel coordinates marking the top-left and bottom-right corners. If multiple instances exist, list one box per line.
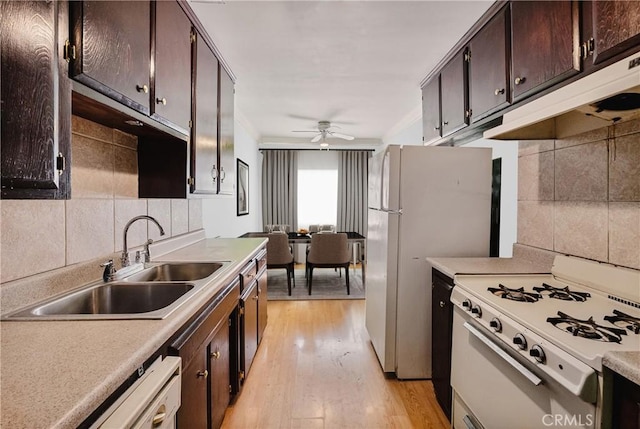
left=122, top=215, right=165, bottom=267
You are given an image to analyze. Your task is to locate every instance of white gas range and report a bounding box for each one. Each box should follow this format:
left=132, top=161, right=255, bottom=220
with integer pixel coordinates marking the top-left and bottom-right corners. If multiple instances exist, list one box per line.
left=450, top=255, right=640, bottom=429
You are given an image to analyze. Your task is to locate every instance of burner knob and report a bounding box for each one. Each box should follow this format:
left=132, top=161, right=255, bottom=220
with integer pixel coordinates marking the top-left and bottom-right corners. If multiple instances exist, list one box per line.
left=462, top=299, right=472, bottom=310
left=471, top=305, right=482, bottom=318
left=530, top=345, right=546, bottom=363
left=513, top=333, right=527, bottom=350
left=490, top=318, right=502, bottom=332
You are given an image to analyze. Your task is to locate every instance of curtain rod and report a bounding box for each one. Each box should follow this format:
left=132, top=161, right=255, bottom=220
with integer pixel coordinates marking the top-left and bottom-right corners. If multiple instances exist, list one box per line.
left=259, top=148, right=374, bottom=152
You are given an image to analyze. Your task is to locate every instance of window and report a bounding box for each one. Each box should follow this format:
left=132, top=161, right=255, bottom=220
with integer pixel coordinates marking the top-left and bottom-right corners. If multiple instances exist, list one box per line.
left=297, top=151, right=339, bottom=228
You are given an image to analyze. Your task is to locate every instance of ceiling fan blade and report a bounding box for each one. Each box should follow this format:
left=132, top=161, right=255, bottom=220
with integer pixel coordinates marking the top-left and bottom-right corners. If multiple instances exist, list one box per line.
left=292, top=130, right=318, bottom=133
left=329, top=132, right=355, bottom=141
left=311, top=134, right=322, bottom=143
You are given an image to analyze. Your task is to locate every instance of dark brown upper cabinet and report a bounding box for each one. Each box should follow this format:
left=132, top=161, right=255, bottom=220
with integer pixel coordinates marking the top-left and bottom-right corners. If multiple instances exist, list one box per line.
left=587, top=0, right=640, bottom=66
left=1, top=1, right=71, bottom=199
left=422, top=77, right=441, bottom=144
left=70, top=1, right=151, bottom=115
left=191, top=31, right=219, bottom=194
left=510, top=1, right=580, bottom=101
left=440, top=50, right=468, bottom=137
left=468, top=6, right=510, bottom=123
left=218, top=66, right=235, bottom=195
left=152, top=0, right=192, bottom=133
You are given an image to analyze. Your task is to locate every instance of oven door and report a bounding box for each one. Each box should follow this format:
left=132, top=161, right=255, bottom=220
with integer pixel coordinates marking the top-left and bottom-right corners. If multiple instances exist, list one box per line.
left=451, top=308, right=596, bottom=429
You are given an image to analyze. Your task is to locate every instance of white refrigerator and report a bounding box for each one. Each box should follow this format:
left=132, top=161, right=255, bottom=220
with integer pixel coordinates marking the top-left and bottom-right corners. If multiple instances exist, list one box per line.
left=365, top=145, right=491, bottom=379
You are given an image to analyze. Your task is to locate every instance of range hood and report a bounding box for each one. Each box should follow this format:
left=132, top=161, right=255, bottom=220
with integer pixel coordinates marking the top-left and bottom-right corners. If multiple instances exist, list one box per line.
left=484, top=53, right=640, bottom=140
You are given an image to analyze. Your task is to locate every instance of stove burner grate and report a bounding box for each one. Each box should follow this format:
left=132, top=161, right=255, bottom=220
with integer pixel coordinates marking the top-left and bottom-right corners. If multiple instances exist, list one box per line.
left=604, top=310, right=640, bottom=334
left=488, top=284, right=542, bottom=303
left=533, top=283, right=591, bottom=302
left=547, top=311, right=628, bottom=343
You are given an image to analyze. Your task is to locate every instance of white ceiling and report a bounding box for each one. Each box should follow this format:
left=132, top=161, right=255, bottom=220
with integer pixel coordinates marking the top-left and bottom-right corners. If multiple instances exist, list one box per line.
left=190, top=0, right=494, bottom=148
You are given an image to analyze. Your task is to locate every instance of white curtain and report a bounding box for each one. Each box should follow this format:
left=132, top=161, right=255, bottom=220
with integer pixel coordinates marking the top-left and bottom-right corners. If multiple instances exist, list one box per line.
left=262, top=150, right=298, bottom=230
left=337, top=151, right=370, bottom=235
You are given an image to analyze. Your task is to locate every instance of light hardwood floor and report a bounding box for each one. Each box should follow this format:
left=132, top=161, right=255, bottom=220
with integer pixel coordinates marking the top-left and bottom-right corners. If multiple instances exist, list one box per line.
left=221, top=300, right=449, bottom=429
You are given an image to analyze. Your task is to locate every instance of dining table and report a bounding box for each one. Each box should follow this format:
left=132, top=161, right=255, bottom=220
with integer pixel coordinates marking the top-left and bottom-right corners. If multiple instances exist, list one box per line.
left=239, top=231, right=366, bottom=280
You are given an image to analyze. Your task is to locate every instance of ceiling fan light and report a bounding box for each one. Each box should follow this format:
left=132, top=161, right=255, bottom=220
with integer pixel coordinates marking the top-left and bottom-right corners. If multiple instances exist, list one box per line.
left=319, top=142, right=329, bottom=148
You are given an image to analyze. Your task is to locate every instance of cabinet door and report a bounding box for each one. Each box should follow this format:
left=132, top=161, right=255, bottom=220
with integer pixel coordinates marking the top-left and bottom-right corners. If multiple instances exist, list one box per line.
left=440, top=50, right=468, bottom=137
left=177, top=346, right=209, bottom=428
left=421, top=77, right=441, bottom=144
left=209, top=322, right=231, bottom=429
left=153, top=0, right=191, bottom=132
left=591, top=0, right=640, bottom=65
left=257, top=268, right=268, bottom=344
left=432, top=270, right=454, bottom=420
left=70, top=1, right=151, bottom=113
left=218, top=66, right=235, bottom=195
left=242, top=283, right=259, bottom=378
left=1, top=0, right=70, bottom=199
left=510, top=1, right=579, bottom=100
left=191, top=33, right=219, bottom=194
left=469, top=6, right=510, bottom=123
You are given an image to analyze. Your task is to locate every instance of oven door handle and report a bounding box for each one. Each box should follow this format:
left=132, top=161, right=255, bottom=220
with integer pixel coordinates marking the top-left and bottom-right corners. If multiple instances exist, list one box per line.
left=464, top=322, right=542, bottom=386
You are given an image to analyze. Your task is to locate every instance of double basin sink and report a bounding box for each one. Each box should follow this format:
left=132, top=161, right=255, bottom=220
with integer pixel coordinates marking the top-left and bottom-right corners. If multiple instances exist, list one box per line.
left=3, top=262, right=230, bottom=320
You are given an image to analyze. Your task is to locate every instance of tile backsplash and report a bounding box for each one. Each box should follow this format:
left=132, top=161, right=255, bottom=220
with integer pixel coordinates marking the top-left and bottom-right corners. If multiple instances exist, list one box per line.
left=518, top=118, right=640, bottom=269
left=0, top=116, right=202, bottom=284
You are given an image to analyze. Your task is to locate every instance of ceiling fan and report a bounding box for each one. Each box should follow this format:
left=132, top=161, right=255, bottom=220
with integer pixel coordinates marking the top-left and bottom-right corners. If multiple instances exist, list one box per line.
left=293, top=121, right=355, bottom=143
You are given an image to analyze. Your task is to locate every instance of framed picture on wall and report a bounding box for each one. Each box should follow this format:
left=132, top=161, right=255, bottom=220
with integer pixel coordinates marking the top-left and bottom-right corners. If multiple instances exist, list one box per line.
left=237, top=159, right=249, bottom=216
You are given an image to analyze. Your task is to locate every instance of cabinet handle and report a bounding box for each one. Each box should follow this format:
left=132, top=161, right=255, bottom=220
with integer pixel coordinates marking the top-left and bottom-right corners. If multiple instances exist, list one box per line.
left=196, top=370, right=208, bottom=378
left=136, top=84, right=149, bottom=93
left=494, top=88, right=505, bottom=96
left=252, top=295, right=259, bottom=301
left=220, top=166, right=226, bottom=183
left=443, top=121, right=449, bottom=126
left=211, top=164, right=218, bottom=182
left=211, top=350, right=221, bottom=360
left=433, top=126, right=440, bottom=131
left=156, top=97, right=167, bottom=105
left=439, top=301, right=445, bottom=308
left=514, top=77, right=525, bottom=85
left=152, top=410, right=167, bottom=427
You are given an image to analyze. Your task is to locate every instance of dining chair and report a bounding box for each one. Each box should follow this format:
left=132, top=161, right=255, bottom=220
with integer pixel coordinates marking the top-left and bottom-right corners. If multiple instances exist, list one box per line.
left=266, top=233, right=295, bottom=295
left=306, top=232, right=351, bottom=295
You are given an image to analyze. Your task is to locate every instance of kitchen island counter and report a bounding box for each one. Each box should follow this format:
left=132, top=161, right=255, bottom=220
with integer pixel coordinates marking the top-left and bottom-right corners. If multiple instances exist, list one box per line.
left=0, top=234, right=267, bottom=429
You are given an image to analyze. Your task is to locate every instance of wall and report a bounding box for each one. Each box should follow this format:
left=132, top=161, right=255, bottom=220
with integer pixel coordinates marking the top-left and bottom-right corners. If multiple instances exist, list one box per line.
left=202, top=119, right=263, bottom=238
left=376, top=116, right=423, bottom=153
left=517, top=118, right=640, bottom=270
left=0, top=116, right=203, bottom=284
left=463, top=138, right=519, bottom=257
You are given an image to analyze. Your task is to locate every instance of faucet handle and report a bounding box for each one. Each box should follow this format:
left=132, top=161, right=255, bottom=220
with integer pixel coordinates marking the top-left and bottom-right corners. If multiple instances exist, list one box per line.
left=143, top=239, right=154, bottom=263
left=100, top=259, right=116, bottom=282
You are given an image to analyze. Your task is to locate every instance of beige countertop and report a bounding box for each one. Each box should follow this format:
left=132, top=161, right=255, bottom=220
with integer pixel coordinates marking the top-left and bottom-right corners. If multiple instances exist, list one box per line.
left=604, top=351, right=640, bottom=386
left=0, top=237, right=267, bottom=429
left=426, top=256, right=552, bottom=278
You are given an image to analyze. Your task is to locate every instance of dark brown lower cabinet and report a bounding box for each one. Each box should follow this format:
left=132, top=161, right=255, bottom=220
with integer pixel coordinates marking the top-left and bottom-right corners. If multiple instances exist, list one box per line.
left=432, top=268, right=454, bottom=420
left=209, top=322, right=231, bottom=429
left=179, top=345, right=209, bottom=428
left=257, top=265, right=268, bottom=344
left=612, top=372, right=640, bottom=429
left=170, top=278, right=238, bottom=429
left=241, top=280, right=259, bottom=378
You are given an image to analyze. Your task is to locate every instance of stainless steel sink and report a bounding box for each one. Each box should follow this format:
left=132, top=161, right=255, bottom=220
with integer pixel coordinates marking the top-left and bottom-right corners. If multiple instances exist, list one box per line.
left=125, top=262, right=225, bottom=282
left=4, top=282, right=195, bottom=320
left=2, top=260, right=232, bottom=320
